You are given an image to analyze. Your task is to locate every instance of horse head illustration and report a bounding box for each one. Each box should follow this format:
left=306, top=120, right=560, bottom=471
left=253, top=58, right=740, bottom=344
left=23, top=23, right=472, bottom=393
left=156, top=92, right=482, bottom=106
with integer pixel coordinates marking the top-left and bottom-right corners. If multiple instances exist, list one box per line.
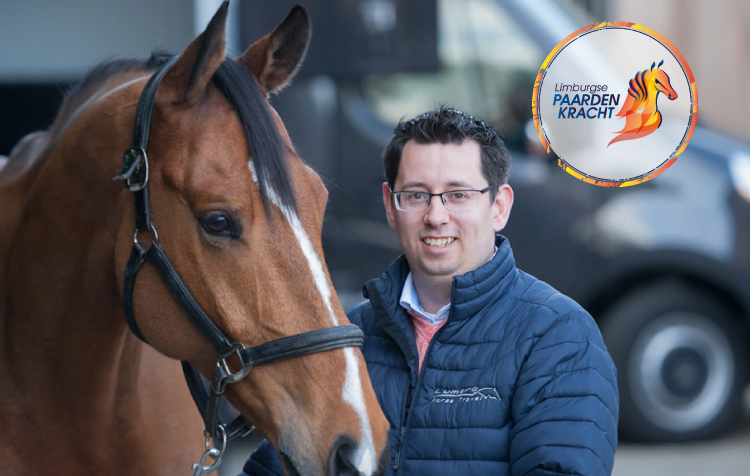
left=608, top=60, right=678, bottom=147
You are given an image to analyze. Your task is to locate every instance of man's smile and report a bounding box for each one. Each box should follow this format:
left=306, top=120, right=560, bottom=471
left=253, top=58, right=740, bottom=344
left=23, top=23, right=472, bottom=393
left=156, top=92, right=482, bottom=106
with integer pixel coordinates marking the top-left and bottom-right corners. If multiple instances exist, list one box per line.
left=422, top=237, right=456, bottom=248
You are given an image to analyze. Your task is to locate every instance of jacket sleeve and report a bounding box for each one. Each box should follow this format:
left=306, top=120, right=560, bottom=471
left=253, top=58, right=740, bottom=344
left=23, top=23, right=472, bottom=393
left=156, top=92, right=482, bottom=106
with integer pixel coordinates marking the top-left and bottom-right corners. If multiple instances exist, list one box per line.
left=509, top=311, right=619, bottom=476
left=240, top=439, right=284, bottom=476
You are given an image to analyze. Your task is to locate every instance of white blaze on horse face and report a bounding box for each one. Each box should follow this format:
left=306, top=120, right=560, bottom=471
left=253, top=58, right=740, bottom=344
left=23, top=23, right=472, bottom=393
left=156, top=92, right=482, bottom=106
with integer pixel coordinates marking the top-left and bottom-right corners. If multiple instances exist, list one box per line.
left=342, top=347, right=375, bottom=475
left=248, top=162, right=376, bottom=475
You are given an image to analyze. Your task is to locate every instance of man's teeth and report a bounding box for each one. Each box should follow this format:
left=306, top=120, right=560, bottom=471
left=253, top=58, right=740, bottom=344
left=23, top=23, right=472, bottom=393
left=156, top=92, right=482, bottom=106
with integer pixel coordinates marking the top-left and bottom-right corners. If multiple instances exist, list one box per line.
left=423, top=237, right=455, bottom=247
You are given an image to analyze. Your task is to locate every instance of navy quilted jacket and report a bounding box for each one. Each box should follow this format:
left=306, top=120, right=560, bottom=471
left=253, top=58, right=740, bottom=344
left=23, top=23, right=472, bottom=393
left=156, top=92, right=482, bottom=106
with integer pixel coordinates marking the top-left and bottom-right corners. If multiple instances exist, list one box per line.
left=242, top=236, right=618, bottom=476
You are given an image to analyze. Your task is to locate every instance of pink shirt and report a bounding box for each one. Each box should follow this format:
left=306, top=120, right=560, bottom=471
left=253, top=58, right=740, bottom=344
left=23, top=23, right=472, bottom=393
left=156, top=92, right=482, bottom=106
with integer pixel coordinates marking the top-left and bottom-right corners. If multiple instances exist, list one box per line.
left=399, top=273, right=451, bottom=372
left=407, top=310, right=447, bottom=372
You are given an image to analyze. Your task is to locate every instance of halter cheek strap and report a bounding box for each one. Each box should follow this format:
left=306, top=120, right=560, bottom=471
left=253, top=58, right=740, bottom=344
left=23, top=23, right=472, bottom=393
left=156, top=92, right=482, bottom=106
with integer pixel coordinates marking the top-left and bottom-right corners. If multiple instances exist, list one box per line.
left=114, top=57, right=365, bottom=475
left=116, top=55, right=179, bottom=344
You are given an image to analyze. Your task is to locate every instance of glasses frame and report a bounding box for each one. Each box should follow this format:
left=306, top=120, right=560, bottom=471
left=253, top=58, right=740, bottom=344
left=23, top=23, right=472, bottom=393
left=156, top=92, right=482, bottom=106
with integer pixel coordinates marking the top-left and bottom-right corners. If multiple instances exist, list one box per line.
left=390, top=185, right=495, bottom=211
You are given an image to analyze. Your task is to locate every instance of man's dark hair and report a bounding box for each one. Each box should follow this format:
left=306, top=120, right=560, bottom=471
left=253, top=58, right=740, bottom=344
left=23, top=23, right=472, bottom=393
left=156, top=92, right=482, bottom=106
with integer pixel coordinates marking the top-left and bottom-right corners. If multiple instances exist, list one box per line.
left=383, top=106, right=511, bottom=193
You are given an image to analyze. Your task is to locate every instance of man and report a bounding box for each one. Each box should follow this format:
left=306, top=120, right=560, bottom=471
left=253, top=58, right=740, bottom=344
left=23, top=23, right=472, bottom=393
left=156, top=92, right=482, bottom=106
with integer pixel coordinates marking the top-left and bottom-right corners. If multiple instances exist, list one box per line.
left=242, top=107, right=618, bottom=475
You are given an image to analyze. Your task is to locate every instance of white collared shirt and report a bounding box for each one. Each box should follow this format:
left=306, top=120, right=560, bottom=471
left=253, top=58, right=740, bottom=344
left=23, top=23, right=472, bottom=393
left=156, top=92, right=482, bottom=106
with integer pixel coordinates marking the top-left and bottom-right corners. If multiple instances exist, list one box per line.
left=399, top=272, right=451, bottom=325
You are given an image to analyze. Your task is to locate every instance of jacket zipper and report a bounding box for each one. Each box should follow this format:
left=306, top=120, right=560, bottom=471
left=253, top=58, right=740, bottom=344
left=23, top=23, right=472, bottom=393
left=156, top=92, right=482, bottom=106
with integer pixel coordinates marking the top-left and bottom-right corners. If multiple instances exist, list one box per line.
left=392, top=377, right=413, bottom=472
left=392, top=323, right=449, bottom=474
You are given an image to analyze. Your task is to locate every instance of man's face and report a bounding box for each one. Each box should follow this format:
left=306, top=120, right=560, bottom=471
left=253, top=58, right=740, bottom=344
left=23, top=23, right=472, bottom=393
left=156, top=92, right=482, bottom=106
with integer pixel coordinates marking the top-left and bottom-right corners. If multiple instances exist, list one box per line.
left=382, top=139, right=513, bottom=282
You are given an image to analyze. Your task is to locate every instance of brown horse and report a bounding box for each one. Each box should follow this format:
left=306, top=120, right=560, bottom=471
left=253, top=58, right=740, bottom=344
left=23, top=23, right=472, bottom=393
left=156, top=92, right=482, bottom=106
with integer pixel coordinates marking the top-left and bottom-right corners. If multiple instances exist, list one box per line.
left=0, top=3, right=389, bottom=475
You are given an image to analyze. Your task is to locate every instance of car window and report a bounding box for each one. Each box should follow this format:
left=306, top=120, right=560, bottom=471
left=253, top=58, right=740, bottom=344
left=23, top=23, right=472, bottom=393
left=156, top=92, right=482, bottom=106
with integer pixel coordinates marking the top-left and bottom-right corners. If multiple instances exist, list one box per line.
left=362, top=0, right=544, bottom=151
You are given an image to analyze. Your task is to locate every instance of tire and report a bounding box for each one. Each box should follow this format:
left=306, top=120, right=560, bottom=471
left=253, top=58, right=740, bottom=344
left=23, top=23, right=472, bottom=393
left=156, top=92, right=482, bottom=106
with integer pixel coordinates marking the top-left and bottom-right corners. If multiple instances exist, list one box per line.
left=599, top=280, right=748, bottom=442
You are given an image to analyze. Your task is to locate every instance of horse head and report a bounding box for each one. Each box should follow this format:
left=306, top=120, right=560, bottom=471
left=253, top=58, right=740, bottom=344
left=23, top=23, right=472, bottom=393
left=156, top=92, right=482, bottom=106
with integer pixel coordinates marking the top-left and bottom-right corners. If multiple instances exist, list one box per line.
left=651, top=68, right=677, bottom=100
left=112, top=4, right=389, bottom=475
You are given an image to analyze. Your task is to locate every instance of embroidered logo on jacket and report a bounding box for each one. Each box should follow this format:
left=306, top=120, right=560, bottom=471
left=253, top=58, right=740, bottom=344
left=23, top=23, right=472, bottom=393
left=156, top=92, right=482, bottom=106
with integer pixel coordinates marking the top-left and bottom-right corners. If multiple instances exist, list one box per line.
left=432, top=387, right=501, bottom=404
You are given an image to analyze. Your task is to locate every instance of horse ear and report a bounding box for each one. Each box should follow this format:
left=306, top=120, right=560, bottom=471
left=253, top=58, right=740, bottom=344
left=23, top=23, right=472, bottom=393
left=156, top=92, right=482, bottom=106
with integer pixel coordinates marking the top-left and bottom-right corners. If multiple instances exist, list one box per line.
left=237, top=5, right=311, bottom=95
left=159, top=1, right=228, bottom=104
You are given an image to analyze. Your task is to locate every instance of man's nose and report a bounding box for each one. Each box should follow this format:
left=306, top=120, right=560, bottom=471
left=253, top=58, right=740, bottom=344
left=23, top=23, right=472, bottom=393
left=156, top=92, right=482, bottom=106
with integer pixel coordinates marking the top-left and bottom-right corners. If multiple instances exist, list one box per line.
left=424, top=195, right=450, bottom=226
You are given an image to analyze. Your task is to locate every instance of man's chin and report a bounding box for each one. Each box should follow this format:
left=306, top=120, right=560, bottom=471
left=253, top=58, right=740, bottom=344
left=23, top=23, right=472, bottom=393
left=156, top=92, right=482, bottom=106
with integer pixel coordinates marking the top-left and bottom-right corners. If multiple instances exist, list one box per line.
left=416, top=259, right=459, bottom=279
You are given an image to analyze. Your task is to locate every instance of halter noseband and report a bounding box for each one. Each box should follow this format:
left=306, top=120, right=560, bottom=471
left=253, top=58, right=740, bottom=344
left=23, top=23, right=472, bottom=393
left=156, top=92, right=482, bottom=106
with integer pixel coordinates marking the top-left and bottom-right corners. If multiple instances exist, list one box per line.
left=114, top=57, right=365, bottom=475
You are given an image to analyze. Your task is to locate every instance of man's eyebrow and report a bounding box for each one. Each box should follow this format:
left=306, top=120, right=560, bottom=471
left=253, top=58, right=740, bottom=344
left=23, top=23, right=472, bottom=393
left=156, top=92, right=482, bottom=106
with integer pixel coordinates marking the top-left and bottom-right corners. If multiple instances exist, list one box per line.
left=446, top=180, right=475, bottom=188
left=398, top=181, right=428, bottom=190
left=398, top=180, right=477, bottom=190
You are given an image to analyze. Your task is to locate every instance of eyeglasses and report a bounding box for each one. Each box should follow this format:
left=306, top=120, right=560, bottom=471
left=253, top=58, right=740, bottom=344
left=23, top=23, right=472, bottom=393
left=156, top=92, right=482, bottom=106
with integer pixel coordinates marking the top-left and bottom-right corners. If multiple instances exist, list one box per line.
left=391, top=185, right=495, bottom=211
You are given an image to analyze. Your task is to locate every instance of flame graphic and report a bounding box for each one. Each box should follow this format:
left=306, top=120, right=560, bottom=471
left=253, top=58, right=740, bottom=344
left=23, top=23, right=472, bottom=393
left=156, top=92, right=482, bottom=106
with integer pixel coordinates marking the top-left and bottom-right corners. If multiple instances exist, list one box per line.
left=609, top=60, right=678, bottom=147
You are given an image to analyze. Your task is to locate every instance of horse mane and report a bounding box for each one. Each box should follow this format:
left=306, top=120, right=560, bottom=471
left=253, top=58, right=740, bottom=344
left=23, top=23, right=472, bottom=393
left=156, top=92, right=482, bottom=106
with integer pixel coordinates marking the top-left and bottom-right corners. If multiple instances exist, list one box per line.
left=628, top=70, right=650, bottom=104
left=63, top=52, right=174, bottom=107
left=53, top=52, right=297, bottom=217
left=52, top=52, right=174, bottom=138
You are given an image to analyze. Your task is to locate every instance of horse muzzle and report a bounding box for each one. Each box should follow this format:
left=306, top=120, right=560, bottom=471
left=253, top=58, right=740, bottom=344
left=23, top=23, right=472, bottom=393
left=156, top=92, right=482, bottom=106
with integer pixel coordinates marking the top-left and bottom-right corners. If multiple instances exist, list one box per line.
left=278, top=432, right=390, bottom=476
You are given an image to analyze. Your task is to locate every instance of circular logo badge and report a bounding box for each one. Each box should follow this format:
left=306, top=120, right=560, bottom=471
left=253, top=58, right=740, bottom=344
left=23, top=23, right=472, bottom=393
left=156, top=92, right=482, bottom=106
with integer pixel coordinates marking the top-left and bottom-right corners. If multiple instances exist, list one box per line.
left=532, top=22, right=698, bottom=187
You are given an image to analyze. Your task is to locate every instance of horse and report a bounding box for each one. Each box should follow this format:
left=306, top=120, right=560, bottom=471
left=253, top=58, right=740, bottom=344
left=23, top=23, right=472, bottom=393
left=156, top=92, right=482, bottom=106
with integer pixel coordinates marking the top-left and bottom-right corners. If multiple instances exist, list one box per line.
left=608, top=60, right=678, bottom=146
left=0, top=3, right=390, bottom=475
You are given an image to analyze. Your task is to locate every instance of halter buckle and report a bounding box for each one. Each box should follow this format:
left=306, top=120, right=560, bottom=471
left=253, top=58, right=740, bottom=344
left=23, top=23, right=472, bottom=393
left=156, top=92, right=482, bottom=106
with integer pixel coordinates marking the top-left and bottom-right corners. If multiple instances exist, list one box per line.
left=116, top=147, right=149, bottom=192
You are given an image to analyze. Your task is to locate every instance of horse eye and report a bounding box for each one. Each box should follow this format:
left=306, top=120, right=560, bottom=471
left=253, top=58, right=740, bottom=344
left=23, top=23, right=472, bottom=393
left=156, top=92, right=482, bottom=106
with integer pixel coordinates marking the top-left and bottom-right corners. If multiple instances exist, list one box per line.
left=200, top=212, right=236, bottom=237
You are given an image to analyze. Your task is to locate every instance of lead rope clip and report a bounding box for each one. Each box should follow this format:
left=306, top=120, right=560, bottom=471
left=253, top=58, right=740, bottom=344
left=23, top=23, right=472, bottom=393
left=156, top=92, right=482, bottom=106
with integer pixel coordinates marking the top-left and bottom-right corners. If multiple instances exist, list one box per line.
left=191, top=426, right=227, bottom=475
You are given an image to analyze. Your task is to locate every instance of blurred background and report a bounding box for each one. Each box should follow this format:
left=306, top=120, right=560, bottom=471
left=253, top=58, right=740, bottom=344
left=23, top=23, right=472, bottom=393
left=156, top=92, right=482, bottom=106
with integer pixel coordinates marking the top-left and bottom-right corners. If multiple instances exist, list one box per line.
left=2, top=0, right=749, bottom=475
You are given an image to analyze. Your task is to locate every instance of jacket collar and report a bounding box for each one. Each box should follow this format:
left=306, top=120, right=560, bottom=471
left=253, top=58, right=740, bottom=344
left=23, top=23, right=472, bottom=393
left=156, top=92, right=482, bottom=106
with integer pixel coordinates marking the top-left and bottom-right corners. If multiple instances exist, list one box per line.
left=364, top=235, right=518, bottom=322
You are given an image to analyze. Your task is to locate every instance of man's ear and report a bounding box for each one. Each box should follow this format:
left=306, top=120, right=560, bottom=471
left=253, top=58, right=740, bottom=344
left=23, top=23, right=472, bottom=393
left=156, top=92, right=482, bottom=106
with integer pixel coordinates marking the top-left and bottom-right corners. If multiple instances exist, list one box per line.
left=382, top=182, right=396, bottom=229
left=492, top=184, right=514, bottom=233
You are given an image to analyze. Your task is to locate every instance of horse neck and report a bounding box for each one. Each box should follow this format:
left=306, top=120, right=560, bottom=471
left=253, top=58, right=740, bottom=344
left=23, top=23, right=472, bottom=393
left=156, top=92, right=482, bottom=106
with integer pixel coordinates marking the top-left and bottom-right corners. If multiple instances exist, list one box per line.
left=0, top=73, right=151, bottom=417
left=641, top=72, right=661, bottom=113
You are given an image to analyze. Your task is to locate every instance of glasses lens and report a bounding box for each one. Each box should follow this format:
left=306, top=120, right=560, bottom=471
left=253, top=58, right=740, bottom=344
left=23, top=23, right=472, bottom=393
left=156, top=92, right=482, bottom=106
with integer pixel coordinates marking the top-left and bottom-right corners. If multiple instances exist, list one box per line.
left=396, top=191, right=429, bottom=210
left=443, top=190, right=480, bottom=210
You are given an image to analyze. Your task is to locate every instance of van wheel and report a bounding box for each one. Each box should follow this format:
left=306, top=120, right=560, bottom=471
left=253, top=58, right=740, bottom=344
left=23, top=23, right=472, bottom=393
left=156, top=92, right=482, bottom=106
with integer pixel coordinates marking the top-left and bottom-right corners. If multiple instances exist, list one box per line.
left=599, top=280, right=748, bottom=442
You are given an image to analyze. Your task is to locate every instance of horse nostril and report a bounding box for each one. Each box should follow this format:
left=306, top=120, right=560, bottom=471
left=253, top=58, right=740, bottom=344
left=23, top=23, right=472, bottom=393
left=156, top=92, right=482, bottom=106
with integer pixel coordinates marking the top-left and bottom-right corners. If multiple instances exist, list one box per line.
left=327, top=434, right=361, bottom=476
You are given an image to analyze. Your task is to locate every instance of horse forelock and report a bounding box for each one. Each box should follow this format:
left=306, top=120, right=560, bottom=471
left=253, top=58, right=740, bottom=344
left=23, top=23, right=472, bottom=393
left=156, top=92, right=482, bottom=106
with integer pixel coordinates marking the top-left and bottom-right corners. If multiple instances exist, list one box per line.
left=211, top=59, right=298, bottom=218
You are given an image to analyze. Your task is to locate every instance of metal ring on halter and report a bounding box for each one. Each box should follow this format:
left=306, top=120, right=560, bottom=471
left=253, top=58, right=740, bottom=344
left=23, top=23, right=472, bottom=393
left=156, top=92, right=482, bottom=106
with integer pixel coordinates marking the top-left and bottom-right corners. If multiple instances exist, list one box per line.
left=191, top=426, right=227, bottom=476
left=132, top=224, right=159, bottom=245
left=214, top=344, right=250, bottom=392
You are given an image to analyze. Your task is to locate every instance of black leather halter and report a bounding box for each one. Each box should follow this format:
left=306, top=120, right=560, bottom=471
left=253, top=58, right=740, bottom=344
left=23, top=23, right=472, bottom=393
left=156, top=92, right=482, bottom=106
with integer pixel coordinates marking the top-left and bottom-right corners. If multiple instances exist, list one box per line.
left=114, top=57, right=364, bottom=475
